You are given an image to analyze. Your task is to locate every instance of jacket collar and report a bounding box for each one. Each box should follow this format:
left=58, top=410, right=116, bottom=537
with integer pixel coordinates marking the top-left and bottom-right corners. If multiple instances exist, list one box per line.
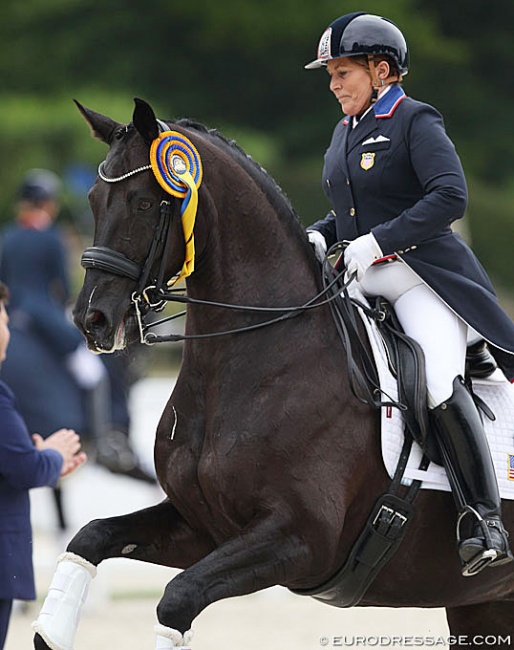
left=342, top=85, right=406, bottom=125
left=373, top=84, right=406, bottom=118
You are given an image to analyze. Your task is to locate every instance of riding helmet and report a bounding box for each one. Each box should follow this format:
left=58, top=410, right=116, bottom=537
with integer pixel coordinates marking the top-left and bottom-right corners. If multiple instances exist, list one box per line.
left=305, top=12, right=409, bottom=76
left=17, top=168, right=61, bottom=203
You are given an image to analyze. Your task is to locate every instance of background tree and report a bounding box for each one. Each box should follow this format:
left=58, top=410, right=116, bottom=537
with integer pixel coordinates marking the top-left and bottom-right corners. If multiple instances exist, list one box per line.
left=0, top=0, right=511, bottom=296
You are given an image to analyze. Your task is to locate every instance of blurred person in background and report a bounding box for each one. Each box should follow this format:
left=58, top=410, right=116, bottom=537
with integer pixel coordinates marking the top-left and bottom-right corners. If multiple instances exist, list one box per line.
left=0, top=169, right=155, bottom=488
left=0, top=281, right=87, bottom=650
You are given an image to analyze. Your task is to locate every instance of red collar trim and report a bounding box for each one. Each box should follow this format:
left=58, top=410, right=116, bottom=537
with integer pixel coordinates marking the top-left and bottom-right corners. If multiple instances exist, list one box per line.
left=375, top=93, right=406, bottom=119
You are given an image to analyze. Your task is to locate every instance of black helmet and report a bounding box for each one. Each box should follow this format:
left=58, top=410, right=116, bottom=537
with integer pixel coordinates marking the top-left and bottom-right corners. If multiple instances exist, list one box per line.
left=17, top=168, right=61, bottom=203
left=305, top=12, right=409, bottom=76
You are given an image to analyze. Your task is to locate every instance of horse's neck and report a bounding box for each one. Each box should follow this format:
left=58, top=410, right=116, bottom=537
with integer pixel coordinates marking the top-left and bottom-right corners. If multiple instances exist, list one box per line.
left=189, top=207, right=318, bottom=307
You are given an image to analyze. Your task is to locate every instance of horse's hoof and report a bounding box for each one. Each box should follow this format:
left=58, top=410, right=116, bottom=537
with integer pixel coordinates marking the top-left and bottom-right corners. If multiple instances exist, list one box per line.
left=33, top=633, right=51, bottom=650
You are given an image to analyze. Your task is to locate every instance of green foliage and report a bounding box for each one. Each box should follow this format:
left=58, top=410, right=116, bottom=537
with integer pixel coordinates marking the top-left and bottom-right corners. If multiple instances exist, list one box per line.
left=0, top=0, right=512, bottom=289
left=0, top=91, right=148, bottom=219
left=467, top=180, right=514, bottom=291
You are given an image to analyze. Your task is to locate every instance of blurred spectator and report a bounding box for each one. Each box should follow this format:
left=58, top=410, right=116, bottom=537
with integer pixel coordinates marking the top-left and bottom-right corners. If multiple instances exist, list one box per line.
left=0, top=281, right=87, bottom=649
left=0, top=169, right=155, bottom=486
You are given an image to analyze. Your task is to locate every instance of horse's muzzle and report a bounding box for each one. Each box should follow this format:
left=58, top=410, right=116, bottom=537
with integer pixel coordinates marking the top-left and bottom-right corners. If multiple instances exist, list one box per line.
left=73, top=283, right=134, bottom=353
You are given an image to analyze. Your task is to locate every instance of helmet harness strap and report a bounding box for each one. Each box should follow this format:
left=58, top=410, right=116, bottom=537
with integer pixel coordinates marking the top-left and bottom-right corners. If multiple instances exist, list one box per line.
left=367, top=55, right=400, bottom=103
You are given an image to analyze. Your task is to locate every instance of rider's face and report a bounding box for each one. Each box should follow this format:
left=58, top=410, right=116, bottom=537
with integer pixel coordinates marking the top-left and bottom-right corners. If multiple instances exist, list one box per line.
left=327, top=57, right=373, bottom=117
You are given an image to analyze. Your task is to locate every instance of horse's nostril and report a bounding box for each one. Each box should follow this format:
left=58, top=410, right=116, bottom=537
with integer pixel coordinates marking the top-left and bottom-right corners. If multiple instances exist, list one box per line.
left=85, top=308, right=107, bottom=332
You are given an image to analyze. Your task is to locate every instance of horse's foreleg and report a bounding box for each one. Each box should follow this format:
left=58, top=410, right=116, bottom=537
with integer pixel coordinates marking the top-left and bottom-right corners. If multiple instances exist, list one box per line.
left=66, top=498, right=215, bottom=567
left=154, top=513, right=311, bottom=648
left=32, top=499, right=214, bottom=650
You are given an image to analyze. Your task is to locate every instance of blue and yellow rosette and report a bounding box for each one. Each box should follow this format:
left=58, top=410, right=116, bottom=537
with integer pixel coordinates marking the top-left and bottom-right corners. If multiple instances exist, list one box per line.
left=150, top=131, right=203, bottom=286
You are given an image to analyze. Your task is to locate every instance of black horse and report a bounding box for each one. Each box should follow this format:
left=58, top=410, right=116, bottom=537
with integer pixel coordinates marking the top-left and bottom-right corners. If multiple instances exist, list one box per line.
left=34, top=99, right=514, bottom=649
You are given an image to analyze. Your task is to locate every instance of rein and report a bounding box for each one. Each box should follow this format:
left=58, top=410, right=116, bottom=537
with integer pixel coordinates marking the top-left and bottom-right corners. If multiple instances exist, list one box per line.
left=82, top=120, right=395, bottom=410
left=133, top=263, right=359, bottom=344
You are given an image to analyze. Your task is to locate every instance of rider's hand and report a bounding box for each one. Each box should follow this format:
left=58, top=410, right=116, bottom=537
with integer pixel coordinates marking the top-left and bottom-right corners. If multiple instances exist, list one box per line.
left=307, top=230, right=327, bottom=262
left=344, top=233, right=383, bottom=282
left=33, top=429, right=87, bottom=478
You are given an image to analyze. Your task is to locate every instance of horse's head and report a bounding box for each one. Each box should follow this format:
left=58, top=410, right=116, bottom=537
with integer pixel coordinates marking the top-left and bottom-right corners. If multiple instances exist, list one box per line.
left=73, top=98, right=196, bottom=352
left=74, top=98, right=319, bottom=353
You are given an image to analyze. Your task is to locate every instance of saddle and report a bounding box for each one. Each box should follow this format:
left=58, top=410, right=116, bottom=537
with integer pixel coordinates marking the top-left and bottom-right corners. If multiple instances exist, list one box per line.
left=292, top=255, right=496, bottom=607
left=326, top=277, right=435, bottom=461
left=323, top=258, right=494, bottom=466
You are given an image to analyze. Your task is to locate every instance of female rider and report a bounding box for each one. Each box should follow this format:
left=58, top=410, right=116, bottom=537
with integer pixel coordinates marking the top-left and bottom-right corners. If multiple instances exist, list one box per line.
left=305, top=11, right=514, bottom=577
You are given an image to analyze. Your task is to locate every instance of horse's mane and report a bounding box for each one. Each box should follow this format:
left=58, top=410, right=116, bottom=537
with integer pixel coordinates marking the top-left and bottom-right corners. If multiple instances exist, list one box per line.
left=175, top=119, right=306, bottom=237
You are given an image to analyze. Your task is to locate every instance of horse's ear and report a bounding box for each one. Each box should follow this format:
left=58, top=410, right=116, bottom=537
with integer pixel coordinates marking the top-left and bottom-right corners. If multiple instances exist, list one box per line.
left=133, top=98, right=159, bottom=144
left=74, top=100, right=119, bottom=145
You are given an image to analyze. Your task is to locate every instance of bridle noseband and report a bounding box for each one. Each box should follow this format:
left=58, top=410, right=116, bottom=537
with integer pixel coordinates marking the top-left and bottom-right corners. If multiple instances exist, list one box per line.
left=81, top=245, right=143, bottom=283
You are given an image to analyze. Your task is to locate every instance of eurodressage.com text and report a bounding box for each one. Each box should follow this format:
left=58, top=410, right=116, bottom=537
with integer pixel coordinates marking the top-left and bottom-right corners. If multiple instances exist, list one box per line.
left=318, top=635, right=511, bottom=647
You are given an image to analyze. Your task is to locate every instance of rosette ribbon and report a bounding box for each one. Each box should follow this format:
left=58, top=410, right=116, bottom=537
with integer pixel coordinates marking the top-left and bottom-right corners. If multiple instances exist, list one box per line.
left=150, top=131, right=203, bottom=286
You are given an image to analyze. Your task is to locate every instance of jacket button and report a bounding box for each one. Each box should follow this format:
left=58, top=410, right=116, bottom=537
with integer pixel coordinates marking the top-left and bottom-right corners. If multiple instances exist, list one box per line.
left=349, top=208, right=356, bottom=217
left=346, top=178, right=350, bottom=185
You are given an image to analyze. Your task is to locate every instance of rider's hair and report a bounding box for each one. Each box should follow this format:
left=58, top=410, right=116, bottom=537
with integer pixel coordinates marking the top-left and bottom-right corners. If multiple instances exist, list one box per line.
left=350, top=54, right=400, bottom=78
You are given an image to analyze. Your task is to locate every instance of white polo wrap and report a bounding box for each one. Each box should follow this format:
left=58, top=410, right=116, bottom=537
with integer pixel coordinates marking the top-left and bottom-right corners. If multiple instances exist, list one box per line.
left=31, top=552, right=97, bottom=650
left=154, top=624, right=194, bottom=649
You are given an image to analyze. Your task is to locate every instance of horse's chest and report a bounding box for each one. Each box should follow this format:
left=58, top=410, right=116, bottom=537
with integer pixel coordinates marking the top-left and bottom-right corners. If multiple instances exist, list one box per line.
left=156, top=400, right=261, bottom=534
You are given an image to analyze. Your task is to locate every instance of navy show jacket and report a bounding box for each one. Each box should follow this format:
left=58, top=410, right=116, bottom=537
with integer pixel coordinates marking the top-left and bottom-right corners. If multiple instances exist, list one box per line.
left=309, top=85, right=514, bottom=380
left=0, top=224, right=87, bottom=437
left=0, top=381, right=62, bottom=600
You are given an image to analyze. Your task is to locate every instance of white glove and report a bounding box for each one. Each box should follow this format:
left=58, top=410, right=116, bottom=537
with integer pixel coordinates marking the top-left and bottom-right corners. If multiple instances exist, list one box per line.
left=66, top=343, right=107, bottom=389
left=307, top=230, right=327, bottom=262
left=344, top=233, right=383, bottom=282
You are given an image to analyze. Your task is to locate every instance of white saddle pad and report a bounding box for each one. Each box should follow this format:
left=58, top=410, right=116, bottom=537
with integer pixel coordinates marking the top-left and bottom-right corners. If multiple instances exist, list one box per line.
left=355, top=295, right=514, bottom=499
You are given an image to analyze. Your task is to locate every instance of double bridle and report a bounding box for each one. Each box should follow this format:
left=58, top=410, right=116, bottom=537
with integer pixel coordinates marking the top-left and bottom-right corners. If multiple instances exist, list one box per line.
left=81, top=192, right=357, bottom=347
left=81, top=120, right=361, bottom=347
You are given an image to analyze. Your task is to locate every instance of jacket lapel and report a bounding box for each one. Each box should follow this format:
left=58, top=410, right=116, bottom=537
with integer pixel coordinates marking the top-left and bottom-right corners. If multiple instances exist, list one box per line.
left=334, top=118, right=351, bottom=179
left=346, top=112, right=379, bottom=153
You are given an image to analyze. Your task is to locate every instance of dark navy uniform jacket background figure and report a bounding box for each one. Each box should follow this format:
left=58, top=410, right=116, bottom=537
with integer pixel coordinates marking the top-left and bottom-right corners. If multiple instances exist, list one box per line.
left=0, top=381, right=62, bottom=646
left=0, top=181, right=157, bottom=485
left=309, top=84, right=514, bottom=380
left=0, top=223, right=86, bottom=437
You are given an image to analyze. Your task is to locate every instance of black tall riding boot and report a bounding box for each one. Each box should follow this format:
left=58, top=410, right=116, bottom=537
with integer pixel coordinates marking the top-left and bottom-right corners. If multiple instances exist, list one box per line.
left=84, top=378, right=157, bottom=485
left=431, top=376, right=513, bottom=577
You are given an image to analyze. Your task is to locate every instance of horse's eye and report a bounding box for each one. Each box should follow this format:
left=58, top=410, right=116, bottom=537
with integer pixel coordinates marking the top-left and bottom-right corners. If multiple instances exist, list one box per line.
left=138, top=200, right=153, bottom=212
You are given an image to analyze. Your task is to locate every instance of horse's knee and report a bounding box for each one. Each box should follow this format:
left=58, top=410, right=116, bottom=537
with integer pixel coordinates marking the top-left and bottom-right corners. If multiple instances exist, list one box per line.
left=33, top=632, right=51, bottom=650
left=157, top=573, right=204, bottom=634
left=67, top=518, right=112, bottom=565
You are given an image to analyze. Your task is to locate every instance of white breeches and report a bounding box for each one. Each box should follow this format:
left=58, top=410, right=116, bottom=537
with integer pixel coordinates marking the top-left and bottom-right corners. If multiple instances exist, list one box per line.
left=359, top=261, right=468, bottom=408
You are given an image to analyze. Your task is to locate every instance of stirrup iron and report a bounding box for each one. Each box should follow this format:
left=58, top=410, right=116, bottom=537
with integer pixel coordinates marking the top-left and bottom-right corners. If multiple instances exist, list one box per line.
left=461, top=548, right=498, bottom=577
